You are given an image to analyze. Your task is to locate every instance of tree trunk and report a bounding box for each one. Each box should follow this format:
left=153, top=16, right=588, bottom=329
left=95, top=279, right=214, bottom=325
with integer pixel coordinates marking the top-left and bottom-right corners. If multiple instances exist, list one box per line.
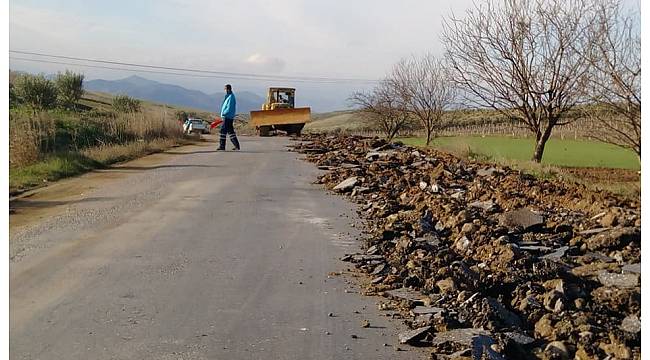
left=532, top=126, right=553, bottom=163
left=386, top=126, right=397, bottom=141
left=425, top=128, right=433, bottom=146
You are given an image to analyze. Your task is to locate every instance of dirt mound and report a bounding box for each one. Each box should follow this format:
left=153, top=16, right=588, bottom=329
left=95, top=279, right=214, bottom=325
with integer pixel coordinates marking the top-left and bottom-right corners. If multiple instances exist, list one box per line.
left=291, top=134, right=641, bottom=359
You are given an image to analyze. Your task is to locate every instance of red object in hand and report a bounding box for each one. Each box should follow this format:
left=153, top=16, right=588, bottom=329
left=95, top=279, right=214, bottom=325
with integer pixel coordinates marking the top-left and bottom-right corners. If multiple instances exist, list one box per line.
left=210, top=117, right=223, bottom=129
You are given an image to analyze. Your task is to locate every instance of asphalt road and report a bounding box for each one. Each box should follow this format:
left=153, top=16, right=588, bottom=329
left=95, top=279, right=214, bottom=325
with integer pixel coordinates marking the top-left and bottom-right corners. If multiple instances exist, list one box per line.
left=10, top=136, right=422, bottom=360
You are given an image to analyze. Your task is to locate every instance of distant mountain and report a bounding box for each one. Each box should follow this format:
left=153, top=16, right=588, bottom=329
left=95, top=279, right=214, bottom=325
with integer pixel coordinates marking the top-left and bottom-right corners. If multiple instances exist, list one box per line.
left=84, top=75, right=264, bottom=113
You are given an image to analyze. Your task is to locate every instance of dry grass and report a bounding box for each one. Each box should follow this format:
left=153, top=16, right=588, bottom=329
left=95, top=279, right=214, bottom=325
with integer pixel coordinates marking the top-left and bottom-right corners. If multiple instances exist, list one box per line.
left=587, top=181, right=640, bottom=200
left=9, top=138, right=185, bottom=194
left=9, top=91, right=198, bottom=193
left=81, top=138, right=178, bottom=164
left=9, top=102, right=183, bottom=167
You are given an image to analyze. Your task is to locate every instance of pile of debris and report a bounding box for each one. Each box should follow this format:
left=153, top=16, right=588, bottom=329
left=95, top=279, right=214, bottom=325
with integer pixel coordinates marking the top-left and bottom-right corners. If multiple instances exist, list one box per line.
left=291, top=134, right=641, bottom=359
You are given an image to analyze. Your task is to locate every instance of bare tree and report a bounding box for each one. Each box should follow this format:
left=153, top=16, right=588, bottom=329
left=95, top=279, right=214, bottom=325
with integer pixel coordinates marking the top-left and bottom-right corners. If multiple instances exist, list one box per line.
left=586, top=0, right=640, bottom=159
left=389, top=54, right=457, bottom=146
left=442, top=0, right=597, bottom=162
left=349, top=80, right=412, bottom=141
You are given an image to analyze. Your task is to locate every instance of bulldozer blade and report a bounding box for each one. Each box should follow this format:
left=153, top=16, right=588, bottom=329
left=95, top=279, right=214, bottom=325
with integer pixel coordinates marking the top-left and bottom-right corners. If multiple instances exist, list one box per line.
left=250, top=107, right=311, bottom=127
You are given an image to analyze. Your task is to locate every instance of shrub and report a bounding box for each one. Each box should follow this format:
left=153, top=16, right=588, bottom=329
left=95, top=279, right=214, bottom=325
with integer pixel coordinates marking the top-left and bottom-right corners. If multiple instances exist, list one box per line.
left=112, top=94, right=141, bottom=113
left=13, top=74, right=58, bottom=112
left=9, top=84, right=18, bottom=108
left=9, top=71, right=19, bottom=107
left=176, top=110, right=189, bottom=122
left=55, top=70, right=84, bottom=110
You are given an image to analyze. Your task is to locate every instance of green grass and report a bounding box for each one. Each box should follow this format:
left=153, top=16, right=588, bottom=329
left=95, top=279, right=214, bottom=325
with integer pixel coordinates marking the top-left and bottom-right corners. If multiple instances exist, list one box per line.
left=10, top=153, right=102, bottom=191
left=9, top=138, right=182, bottom=194
left=400, top=136, right=640, bottom=170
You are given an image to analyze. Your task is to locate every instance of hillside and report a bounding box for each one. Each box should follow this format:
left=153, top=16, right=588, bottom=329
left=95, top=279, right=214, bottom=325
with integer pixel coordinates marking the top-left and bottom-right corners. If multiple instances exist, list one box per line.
left=304, top=110, right=371, bottom=132
left=85, top=75, right=264, bottom=113
left=80, top=90, right=216, bottom=118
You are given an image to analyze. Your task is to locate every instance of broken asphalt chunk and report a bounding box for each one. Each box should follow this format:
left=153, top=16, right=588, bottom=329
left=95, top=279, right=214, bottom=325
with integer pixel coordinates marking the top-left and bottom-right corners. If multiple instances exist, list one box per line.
left=499, top=208, right=544, bottom=230
left=540, top=246, right=569, bottom=260
left=504, top=331, right=535, bottom=346
left=410, top=306, right=444, bottom=316
left=621, top=263, right=640, bottom=275
left=476, top=167, right=499, bottom=177
left=471, top=334, right=506, bottom=360
left=620, top=315, right=641, bottom=333
left=585, top=227, right=640, bottom=251
left=431, top=328, right=491, bottom=348
left=398, top=326, right=431, bottom=345
left=597, top=271, right=639, bottom=289
left=385, top=287, right=429, bottom=306
left=351, top=254, right=384, bottom=263
left=468, top=200, right=496, bottom=212
left=333, top=176, right=359, bottom=192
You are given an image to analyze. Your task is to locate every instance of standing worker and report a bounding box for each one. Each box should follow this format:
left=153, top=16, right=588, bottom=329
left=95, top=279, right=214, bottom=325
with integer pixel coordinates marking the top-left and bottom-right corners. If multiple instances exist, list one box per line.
left=217, top=84, right=240, bottom=151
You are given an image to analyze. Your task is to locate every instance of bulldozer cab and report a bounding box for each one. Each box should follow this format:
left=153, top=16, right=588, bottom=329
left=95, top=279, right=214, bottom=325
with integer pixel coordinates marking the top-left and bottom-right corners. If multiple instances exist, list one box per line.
left=266, top=88, right=295, bottom=110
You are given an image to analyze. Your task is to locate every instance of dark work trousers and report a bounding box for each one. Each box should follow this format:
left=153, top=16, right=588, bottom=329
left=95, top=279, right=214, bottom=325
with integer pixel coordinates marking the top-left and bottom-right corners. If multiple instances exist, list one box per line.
left=219, top=117, right=240, bottom=150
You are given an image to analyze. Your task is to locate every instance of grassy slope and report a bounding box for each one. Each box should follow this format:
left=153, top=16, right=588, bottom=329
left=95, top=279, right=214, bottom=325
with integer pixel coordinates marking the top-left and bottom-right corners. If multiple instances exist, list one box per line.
left=400, top=136, right=639, bottom=170
left=9, top=91, right=212, bottom=194
left=304, top=111, right=371, bottom=132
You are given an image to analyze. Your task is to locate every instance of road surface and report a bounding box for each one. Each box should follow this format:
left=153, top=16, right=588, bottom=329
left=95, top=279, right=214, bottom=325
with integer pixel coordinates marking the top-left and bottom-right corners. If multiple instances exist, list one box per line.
left=10, top=136, right=422, bottom=360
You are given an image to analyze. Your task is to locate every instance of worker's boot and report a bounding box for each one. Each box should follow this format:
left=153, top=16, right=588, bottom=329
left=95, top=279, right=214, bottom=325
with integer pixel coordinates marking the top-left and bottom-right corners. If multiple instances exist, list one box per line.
left=218, top=128, right=227, bottom=150
left=230, top=133, right=240, bottom=150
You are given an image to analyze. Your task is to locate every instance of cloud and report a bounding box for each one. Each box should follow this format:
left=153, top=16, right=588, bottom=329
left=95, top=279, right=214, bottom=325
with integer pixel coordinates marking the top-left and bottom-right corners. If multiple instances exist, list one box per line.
left=9, top=4, right=142, bottom=55
left=244, top=53, right=286, bottom=73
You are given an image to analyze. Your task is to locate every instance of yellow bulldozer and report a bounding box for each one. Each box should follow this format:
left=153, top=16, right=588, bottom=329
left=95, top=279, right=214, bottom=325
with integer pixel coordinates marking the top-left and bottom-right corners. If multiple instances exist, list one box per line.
left=249, top=87, right=311, bottom=136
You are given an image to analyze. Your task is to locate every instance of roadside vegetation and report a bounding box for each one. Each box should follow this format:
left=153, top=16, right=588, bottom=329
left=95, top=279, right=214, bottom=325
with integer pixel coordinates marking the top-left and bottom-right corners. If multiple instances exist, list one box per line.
left=9, top=71, right=213, bottom=194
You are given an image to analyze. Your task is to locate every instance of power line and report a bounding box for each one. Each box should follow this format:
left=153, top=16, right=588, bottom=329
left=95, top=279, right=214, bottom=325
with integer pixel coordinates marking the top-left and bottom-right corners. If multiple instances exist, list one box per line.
left=10, top=57, right=223, bottom=79
left=9, top=56, right=356, bottom=84
left=10, top=50, right=379, bottom=84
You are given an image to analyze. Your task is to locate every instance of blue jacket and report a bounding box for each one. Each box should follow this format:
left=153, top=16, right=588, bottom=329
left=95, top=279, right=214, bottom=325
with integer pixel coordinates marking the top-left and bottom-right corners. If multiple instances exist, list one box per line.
left=220, top=92, right=236, bottom=119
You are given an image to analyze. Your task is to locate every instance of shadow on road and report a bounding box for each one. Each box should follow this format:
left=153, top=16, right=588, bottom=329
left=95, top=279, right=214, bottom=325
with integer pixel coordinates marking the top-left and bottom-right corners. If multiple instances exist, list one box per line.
left=164, top=149, right=278, bottom=154
left=163, top=150, right=216, bottom=155
left=10, top=196, right=115, bottom=211
left=104, top=164, right=220, bottom=171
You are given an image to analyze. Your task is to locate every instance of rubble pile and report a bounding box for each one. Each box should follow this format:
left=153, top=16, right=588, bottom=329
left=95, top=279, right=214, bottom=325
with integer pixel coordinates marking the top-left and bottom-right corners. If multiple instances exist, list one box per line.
left=291, top=134, right=641, bottom=359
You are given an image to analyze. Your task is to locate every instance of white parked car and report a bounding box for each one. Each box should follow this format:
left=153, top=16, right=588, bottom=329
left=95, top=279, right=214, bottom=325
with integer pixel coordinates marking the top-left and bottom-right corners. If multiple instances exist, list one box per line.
left=201, top=120, right=212, bottom=134
left=183, top=118, right=208, bottom=135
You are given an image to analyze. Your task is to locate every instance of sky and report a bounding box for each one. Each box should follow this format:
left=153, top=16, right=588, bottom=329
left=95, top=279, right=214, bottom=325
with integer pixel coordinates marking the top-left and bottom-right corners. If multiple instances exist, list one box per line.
left=9, top=0, right=475, bottom=110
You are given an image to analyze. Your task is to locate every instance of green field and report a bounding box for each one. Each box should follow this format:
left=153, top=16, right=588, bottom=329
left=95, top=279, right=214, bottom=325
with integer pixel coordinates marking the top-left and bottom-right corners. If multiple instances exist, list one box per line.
left=400, top=136, right=640, bottom=170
